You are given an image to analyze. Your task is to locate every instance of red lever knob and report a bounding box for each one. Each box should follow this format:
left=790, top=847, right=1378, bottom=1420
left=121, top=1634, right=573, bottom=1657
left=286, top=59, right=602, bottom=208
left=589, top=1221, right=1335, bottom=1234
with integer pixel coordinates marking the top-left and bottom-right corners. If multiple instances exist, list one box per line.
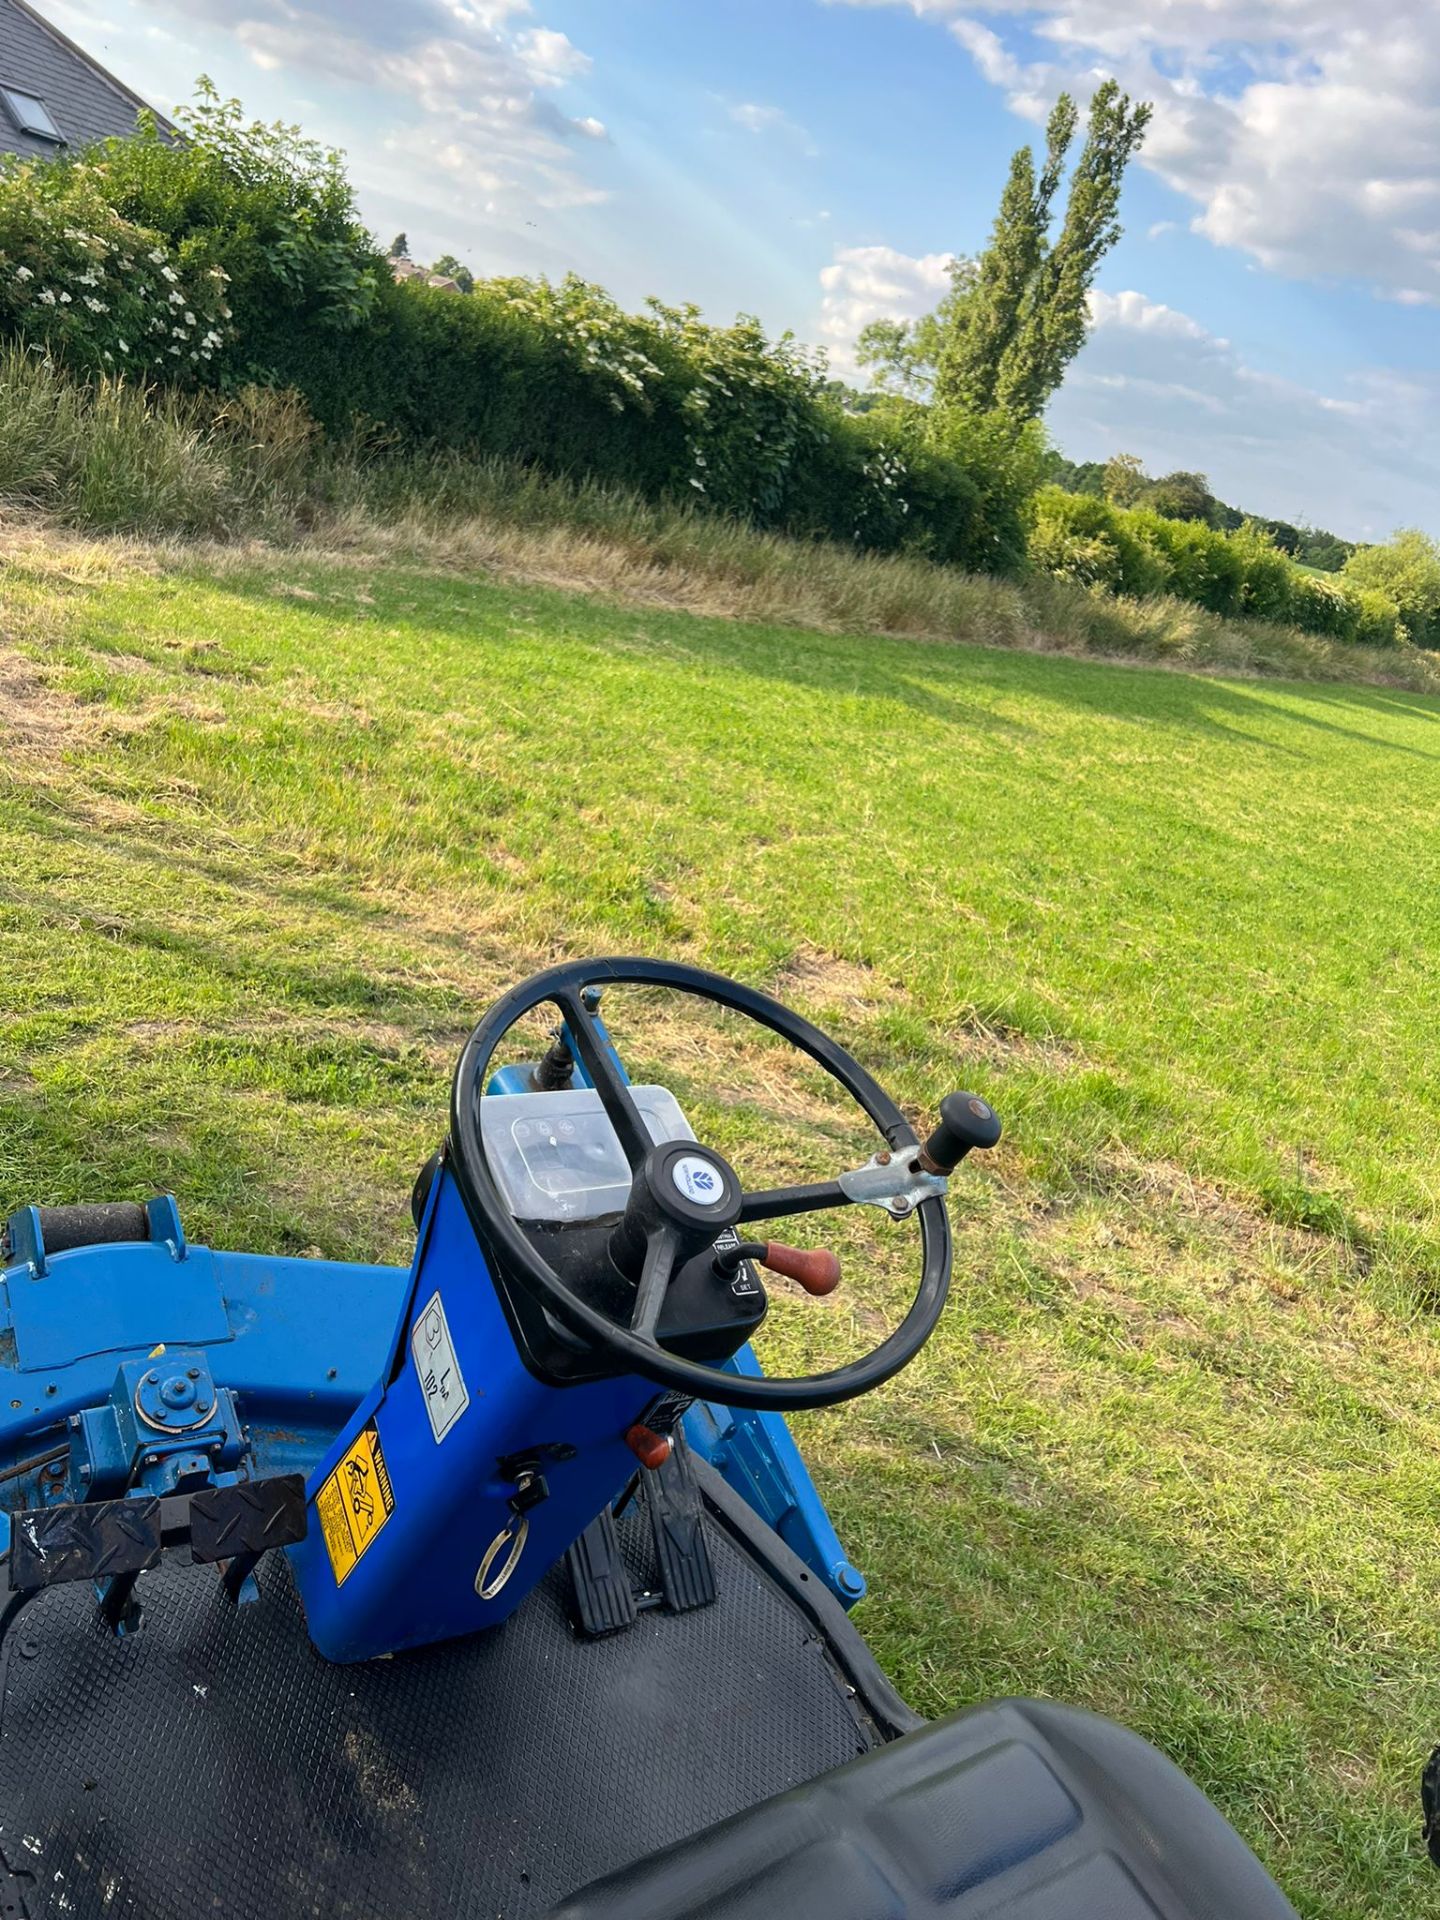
left=757, top=1241, right=842, bottom=1296
left=625, top=1423, right=673, bottom=1471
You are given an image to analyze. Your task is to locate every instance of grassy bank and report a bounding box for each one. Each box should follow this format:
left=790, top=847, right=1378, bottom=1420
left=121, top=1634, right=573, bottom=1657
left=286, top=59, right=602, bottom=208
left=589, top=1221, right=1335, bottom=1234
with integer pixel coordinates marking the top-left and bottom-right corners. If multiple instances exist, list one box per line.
left=1, top=348, right=1435, bottom=694
left=4, top=529, right=1440, bottom=1915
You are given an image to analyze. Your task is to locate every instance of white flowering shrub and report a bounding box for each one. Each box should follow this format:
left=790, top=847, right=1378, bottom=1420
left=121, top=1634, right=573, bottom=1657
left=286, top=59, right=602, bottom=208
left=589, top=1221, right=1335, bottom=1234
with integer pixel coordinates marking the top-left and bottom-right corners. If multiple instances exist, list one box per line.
left=484, top=276, right=834, bottom=525
left=852, top=443, right=913, bottom=545
left=0, top=160, right=230, bottom=380
left=100, top=85, right=384, bottom=356
left=649, top=302, right=828, bottom=520
left=497, top=275, right=665, bottom=417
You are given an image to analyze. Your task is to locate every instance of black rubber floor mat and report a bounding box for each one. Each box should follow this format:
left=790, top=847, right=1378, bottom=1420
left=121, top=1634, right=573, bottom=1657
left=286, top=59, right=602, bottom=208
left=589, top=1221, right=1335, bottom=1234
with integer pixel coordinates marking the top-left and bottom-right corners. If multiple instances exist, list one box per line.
left=0, top=1507, right=878, bottom=1920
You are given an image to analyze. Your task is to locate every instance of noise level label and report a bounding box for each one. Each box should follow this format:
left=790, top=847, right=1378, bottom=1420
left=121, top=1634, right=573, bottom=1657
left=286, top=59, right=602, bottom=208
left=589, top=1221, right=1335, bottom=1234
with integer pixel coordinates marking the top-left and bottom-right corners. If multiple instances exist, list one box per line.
left=412, top=1290, right=470, bottom=1443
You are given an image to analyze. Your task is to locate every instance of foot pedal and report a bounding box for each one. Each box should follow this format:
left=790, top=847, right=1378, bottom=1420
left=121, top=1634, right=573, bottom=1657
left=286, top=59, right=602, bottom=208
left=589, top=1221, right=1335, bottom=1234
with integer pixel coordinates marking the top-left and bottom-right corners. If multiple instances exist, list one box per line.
left=189, top=1476, right=306, bottom=1563
left=566, top=1505, right=638, bottom=1637
left=9, top=1496, right=162, bottom=1592
left=643, top=1430, right=716, bottom=1614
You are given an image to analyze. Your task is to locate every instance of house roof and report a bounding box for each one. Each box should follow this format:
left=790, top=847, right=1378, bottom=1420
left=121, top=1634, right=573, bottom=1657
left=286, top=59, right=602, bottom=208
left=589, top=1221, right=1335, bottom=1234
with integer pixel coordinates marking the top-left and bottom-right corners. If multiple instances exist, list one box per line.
left=0, top=0, right=165, bottom=160
left=391, top=257, right=463, bottom=294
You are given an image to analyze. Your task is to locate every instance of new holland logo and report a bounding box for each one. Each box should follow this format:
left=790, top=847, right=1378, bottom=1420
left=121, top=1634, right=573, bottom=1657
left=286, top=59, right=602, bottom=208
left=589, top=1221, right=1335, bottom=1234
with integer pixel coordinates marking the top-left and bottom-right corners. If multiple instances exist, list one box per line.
left=671, top=1155, right=724, bottom=1205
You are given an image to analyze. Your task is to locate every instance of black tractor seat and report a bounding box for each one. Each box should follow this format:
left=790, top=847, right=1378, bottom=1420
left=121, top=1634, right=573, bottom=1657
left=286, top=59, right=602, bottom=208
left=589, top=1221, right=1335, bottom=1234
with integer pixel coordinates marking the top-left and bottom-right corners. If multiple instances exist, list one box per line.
left=547, top=1695, right=1298, bottom=1920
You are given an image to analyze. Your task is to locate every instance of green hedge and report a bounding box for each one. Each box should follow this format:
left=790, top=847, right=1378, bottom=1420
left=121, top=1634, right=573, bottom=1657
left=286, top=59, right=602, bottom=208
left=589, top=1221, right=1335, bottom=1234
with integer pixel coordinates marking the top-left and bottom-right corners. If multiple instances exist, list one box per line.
left=273, top=281, right=694, bottom=499
left=1026, top=487, right=1405, bottom=647
left=1342, top=530, right=1440, bottom=646
left=0, top=98, right=1029, bottom=576
left=288, top=285, right=1023, bottom=570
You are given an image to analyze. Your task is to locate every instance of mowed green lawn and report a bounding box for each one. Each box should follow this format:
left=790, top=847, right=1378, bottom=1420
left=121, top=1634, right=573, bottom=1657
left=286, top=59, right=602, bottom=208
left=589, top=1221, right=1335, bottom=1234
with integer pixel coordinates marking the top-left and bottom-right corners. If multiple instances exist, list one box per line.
left=4, top=536, right=1440, bottom=1917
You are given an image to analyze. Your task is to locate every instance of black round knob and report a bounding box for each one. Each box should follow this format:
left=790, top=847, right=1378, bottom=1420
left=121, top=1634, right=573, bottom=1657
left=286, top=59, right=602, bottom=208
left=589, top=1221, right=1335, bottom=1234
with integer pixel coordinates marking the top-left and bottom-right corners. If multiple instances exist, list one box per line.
left=918, top=1092, right=1002, bottom=1175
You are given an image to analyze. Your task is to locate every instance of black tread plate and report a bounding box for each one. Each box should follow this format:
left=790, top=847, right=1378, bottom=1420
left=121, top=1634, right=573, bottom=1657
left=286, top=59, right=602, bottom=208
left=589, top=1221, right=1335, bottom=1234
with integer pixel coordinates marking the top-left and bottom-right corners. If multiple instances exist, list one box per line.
left=0, top=1506, right=877, bottom=1920
left=10, top=1500, right=161, bottom=1592
left=188, top=1476, right=306, bottom=1563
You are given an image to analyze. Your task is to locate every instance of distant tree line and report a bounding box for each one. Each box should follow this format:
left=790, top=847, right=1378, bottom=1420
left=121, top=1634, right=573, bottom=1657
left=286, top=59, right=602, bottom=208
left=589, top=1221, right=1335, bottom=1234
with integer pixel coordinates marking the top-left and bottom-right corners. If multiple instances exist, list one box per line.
left=1041, top=450, right=1359, bottom=574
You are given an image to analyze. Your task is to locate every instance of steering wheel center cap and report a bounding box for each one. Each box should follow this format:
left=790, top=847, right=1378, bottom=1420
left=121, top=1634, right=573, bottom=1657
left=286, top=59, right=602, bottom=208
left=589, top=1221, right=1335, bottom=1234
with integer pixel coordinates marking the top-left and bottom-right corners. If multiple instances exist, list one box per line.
left=670, top=1154, right=728, bottom=1207
left=606, top=1138, right=744, bottom=1284
left=647, top=1140, right=740, bottom=1230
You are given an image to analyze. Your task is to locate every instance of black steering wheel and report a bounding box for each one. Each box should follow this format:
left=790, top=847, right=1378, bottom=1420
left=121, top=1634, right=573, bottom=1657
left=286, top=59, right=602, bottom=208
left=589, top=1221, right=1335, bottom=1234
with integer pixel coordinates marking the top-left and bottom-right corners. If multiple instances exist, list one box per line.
left=449, top=958, right=1000, bottom=1413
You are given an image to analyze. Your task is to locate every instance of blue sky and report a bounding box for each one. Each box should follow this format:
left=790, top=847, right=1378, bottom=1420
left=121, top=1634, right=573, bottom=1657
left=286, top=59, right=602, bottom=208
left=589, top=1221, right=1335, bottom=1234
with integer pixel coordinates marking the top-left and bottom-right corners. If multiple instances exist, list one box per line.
left=40, top=0, right=1440, bottom=538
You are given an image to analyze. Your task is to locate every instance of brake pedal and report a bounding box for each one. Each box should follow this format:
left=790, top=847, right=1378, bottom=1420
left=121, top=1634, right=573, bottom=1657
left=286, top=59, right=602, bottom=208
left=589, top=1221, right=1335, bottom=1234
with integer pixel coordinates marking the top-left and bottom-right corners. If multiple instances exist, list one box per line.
left=642, top=1430, right=716, bottom=1614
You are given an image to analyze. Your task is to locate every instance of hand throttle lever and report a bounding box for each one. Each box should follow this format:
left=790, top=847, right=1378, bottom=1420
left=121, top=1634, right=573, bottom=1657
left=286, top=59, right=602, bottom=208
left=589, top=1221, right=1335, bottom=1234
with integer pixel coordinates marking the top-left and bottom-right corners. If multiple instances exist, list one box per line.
left=716, top=1239, right=842, bottom=1295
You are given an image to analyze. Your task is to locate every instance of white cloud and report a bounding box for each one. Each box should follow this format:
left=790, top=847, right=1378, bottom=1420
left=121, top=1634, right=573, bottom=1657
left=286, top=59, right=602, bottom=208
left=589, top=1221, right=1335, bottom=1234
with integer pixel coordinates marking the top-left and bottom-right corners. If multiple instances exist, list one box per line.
left=824, top=1, right=1440, bottom=304
left=1085, top=288, right=1214, bottom=344
left=730, top=102, right=786, bottom=133
left=62, top=0, right=609, bottom=230
left=513, top=26, right=591, bottom=85
left=726, top=100, right=819, bottom=156
left=817, top=243, right=955, bottom=374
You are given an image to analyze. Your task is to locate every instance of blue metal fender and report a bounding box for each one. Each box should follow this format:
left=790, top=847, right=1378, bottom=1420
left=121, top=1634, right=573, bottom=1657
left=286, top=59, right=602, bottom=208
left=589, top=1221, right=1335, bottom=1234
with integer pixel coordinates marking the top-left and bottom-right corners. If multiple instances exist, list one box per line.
left=685, top=1351, right=866, bottom=1607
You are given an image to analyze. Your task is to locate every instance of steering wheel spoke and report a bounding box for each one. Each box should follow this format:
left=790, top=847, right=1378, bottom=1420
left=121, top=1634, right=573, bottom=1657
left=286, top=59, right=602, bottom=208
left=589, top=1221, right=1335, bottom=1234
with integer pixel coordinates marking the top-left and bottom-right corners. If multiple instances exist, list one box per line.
left=628, top=1223, right=680, bottom=1342
left=736, top=1180, right=850, bottom=1226
left=554, top=987, right=654, bottom=1172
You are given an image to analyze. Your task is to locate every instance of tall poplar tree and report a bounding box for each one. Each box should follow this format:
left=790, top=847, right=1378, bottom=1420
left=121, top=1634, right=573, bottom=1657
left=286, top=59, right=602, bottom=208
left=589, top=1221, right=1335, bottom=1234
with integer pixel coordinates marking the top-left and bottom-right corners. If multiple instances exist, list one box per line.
left=933, top=80, right=1150, bottom=422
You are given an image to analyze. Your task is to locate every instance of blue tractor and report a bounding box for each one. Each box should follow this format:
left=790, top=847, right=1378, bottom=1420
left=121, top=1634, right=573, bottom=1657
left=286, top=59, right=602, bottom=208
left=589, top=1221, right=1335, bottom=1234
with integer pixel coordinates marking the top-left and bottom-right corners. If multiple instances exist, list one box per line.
left=0, top=958, right=1299, bottom=1918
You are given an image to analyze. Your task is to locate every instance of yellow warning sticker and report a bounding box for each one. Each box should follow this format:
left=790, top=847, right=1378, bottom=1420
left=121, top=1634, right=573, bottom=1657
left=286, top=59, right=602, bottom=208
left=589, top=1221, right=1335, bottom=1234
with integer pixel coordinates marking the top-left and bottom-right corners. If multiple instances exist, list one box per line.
left=316, top=1422, right=395, bottom=1586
